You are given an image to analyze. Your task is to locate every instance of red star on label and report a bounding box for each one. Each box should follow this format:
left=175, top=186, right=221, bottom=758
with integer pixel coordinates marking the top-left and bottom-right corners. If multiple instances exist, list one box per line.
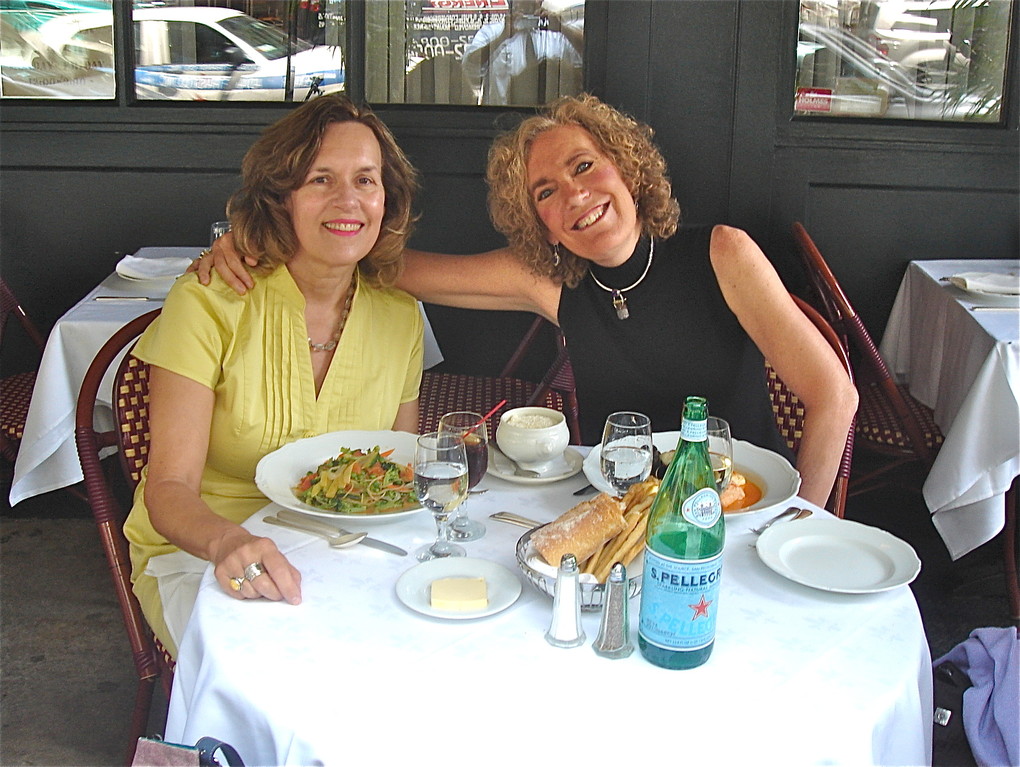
left=689, top=595, right=712, bottom=620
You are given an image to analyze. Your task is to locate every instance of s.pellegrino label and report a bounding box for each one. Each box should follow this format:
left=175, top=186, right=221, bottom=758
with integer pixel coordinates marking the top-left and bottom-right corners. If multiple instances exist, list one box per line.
left=638, top=396, right=725, bottom=670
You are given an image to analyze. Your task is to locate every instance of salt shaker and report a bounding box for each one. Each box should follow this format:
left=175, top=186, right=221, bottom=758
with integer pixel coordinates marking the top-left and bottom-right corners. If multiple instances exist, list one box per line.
left=545, top=553, right=586, bottom=648
left=592, top=562, right=634, bottom=658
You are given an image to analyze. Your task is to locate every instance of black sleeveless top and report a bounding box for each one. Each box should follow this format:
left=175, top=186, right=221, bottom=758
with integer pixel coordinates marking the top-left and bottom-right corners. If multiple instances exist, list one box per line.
left=557, top=225, right=791, bottom=458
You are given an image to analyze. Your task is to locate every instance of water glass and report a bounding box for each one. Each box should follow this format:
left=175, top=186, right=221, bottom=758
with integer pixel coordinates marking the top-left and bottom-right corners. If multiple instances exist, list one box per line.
left=209, top=220, right=231, bottom=246
left=413, top=431, right=469, bottom=562
left=599, top=411, right=653, bottom=497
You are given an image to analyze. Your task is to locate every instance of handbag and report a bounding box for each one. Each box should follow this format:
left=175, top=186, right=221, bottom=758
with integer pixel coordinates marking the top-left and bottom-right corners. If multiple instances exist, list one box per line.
left=131, top=736, right=245, bottom=767
left=932, top=659, right=974, bottom=759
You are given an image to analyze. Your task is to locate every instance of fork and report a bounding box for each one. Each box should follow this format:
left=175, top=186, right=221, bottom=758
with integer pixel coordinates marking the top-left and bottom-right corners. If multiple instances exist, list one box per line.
left=264, top=516, right=367, bottom=548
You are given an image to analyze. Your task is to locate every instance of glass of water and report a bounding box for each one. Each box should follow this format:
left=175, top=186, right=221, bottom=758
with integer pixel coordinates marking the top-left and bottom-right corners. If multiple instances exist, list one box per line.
left=413, top=431, right=469, bottom=562
left=599, top=411, right=653, bottom=497
left=209, top=220, right=231, bottom=246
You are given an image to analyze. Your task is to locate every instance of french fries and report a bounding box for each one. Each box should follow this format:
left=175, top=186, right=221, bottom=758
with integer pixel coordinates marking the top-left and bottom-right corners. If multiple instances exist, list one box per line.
left=581, top=477, right=659, bottom=582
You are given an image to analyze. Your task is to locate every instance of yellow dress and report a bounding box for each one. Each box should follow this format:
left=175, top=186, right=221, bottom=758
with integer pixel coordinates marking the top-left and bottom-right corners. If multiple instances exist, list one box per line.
left=124, top=267, right=423, bottom=652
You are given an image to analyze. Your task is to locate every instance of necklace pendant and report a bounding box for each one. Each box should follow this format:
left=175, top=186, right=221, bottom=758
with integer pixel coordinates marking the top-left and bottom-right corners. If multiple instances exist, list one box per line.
left=611, top=290, right=630, bottom=320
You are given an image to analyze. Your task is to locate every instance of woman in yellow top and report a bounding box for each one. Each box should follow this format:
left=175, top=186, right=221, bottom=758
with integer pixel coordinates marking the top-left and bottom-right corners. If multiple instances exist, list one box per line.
left=124, top=94, right=424, bottom=657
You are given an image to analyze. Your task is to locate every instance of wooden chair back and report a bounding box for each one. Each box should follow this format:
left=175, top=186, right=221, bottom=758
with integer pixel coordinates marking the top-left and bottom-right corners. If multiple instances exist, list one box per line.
left=73, top=308, right=174, bottom=765
left=792, top=221, right=942, bottom=493
left=0, top=279, right=46, bottom=464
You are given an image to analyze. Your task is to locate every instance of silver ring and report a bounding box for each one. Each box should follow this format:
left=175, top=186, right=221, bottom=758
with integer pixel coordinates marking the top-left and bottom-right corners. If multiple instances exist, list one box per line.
left=229, top=576, right=245, bottom=592
left=244, top=562, right=265, bottom=581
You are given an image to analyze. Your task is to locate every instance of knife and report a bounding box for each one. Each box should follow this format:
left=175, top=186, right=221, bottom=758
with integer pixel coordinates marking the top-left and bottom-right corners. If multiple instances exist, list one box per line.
left=276, top=509, right=407, bottom=556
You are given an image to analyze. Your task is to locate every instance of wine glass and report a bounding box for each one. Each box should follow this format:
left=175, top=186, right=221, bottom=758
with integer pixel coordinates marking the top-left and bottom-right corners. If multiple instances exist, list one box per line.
left=438, top=411, right=487, bottom=542
left=599, top=411, right=653, bottom=497
left=209, top=220, right=231, bottom=246
left=707, top=416, right=733, bottom=492
left=413, top=431, right=469, bottom=562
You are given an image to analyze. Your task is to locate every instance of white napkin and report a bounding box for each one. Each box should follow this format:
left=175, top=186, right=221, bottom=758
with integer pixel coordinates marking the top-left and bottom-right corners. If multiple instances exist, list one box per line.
left=948, top=271, right=1020, bottom=295
left=116, top=247, right=199, bottom=280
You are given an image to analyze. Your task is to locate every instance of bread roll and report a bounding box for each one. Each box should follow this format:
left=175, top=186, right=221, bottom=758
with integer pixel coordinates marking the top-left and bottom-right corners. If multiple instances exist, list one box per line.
left=531, top=493, right=626, bottom=567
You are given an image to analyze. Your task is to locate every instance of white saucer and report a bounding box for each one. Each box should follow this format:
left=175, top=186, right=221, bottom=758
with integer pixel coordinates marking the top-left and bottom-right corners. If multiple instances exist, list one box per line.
left=486, top=446, right=584, bottom=485
left=756, top=518, right=920, bottom=594
left=395, top=557, right=522, bottom=619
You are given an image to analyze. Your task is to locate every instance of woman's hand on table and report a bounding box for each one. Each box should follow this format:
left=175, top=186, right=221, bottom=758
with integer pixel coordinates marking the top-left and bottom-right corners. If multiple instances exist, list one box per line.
left=211, top=528, right=302, bottom=604
left=190, top=232, right=256, bottom=295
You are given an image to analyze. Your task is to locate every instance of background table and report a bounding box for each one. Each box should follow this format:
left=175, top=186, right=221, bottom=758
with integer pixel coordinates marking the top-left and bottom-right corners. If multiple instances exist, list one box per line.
left=879, top=259, right=1019, bottom=559
left=9, top=249, right=444, bottom=506
left=165, top=459, right=932, bottom=767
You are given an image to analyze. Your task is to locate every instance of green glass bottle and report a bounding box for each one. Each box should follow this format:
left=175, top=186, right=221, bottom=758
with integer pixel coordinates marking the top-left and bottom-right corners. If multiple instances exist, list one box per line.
left=638, top=396, right=725, bottom=669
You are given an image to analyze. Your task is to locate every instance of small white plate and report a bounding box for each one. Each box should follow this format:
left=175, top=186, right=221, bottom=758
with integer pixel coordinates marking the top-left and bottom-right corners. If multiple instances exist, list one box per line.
left=583, top=432, right=801, bottom=514
left=756, top=517, right=920, bottom=594
left=255, top=430, right=423, bottom=524
left=486, top=445, right=584, bottom=485
left=948, top=273, right=1020, bottom=305
left=395, top=557, right=522, bottom=619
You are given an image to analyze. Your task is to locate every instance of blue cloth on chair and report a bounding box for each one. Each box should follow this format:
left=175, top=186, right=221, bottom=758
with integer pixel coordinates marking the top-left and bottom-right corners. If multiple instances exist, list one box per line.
left=936, top=627, right=1019, bottom=767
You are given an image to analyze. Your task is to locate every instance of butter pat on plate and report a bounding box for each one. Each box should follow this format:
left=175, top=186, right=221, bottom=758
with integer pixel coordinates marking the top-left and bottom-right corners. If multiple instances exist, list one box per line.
left=430, top=576, right=488, bottom=611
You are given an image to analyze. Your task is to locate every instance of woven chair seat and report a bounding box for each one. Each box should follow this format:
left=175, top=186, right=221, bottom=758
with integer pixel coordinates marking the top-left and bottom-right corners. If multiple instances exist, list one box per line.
left=856, top=382, right=944, bottom=452
left=1, top=371, right=36, bottom=442
left=418, top=371, right=564, bottom=436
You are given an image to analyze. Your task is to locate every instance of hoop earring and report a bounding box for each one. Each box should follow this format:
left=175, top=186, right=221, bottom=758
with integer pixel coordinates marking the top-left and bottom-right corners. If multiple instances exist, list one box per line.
left=551, top=243, right=561, bottom=268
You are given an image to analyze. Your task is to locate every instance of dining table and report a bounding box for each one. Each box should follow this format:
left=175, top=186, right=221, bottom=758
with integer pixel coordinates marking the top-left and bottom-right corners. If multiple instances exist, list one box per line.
left=164, top=443, right=933, bottom=767
left=8, top=248, right=444, bottom=507
left=879, top=259, right=1020, bottom=560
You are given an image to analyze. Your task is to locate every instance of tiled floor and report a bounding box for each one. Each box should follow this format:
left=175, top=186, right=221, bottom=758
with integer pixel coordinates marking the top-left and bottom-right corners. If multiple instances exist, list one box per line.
left=1, top=461, right=1015, bottom=766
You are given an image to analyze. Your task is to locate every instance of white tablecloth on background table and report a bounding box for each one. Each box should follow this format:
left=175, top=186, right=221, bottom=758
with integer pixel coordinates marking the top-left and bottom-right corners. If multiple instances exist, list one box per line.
left=9, top=249, right=444, bottom=506
left=165, top=460, right=932, bottom=767
left=879, top=259, right=1020, bottom=560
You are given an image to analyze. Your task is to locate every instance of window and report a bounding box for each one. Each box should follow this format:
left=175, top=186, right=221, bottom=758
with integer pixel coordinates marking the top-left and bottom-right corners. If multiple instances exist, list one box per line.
left=794, top=0, right=1013, bottom=122
left=0, top=0, right=585, bottom=105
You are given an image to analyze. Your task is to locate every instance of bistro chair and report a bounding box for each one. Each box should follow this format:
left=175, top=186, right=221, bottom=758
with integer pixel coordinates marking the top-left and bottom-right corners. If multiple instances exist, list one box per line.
left=0, top=278, right=47, bottom=469
left=418, top=314, right=582, bottom=444
left=791, top=221, right=943, bottom=496
left=74, top=308, right=175, bottom=766
left=766, top=295, right=855, bottom=519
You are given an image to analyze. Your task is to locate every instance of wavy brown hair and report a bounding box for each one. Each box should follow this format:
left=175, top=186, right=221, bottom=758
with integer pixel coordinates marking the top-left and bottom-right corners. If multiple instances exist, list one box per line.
left=227, top=94, right=419, bottom=287
left=487, top=94, right=680, bottom=287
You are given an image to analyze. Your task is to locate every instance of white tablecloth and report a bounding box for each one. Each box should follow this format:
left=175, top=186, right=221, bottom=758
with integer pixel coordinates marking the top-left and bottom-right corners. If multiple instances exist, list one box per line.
left=879, top=259, right=1020, bottom=560
left=9, top=249, right=444, bottom=506
left=166, top=461, right=932, bottom=767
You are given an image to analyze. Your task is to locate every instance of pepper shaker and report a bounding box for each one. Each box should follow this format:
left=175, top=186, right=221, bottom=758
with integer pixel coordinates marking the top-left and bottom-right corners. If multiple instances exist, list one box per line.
left=593, top=562, right=634, bottom=658
left=545, top=553, right=586, bottom=648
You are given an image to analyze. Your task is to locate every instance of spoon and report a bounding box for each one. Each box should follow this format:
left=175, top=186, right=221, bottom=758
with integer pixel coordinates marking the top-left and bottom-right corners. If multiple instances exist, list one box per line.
left=264, top=516, right=367, bottom=548
left=491, top=446, right=542, bottom=478
left=750, top=506, right=804, bottom=535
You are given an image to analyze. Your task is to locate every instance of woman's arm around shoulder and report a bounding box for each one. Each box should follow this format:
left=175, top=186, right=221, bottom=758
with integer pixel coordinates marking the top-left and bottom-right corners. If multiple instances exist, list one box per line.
left=709, top=225, right=858, bottom=508
left=399, top=247, right=561, bottom=323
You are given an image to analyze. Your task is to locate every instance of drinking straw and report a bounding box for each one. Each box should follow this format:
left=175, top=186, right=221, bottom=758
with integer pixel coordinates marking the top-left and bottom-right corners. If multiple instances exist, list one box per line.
left=465, top=399, right=507, bottom=438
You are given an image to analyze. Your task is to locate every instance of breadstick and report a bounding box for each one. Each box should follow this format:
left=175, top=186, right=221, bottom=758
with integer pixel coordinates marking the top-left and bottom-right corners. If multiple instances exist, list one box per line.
left=594, top=513, right=649, bottom=583
left=587, top=510, right=640, bottom=575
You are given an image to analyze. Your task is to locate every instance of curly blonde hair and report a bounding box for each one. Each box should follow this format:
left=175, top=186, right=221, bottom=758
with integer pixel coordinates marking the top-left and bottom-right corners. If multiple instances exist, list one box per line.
left=486, top=94, right=680, bottom=287
left=227, top=94, right=419, bottom=288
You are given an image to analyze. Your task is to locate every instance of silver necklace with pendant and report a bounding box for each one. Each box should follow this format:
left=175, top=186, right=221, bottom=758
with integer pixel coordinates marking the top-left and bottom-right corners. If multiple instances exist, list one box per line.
left=588, top=239, right=654, bottom=320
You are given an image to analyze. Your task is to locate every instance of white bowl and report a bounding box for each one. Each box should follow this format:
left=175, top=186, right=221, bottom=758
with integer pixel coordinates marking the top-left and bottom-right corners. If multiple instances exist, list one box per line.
left=495, top=407, right=570, bottom=472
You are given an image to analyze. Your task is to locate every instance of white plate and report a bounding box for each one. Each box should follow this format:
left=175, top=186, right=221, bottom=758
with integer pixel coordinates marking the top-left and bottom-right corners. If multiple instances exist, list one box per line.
left=486, top=445, right=584, bottom=485
left=255, top=430, right=423, bottom=524
left=395, top=557, right=522, bottom=619
left=956, top=285, right=1020, bottom=306
left=756, top=517, right=920, bottom=594
left=582, top=432, right=801, bottom=514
